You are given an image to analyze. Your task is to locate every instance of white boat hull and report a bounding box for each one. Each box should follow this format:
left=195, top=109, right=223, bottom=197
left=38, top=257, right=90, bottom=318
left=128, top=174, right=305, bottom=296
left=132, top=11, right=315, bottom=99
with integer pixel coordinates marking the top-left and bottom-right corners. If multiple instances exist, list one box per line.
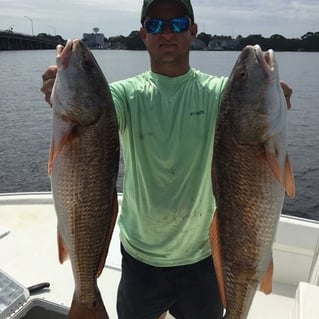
left=0, top=192, right=319, bottom=318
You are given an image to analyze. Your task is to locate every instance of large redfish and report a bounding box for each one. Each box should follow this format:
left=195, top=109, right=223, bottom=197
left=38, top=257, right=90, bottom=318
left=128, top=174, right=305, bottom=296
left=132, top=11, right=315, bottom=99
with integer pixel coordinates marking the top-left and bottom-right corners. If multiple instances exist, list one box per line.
left=210, top=45, right=295, bottom=319
left=49, top=39, right=119, bottom=319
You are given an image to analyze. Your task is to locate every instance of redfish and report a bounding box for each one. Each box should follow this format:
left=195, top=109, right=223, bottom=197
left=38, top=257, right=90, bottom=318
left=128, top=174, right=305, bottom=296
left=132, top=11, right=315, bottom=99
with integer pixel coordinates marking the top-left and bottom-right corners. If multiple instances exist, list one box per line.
left=49, top=39, right=119, bottom=319
left=210, top=45, right=295, bottom=319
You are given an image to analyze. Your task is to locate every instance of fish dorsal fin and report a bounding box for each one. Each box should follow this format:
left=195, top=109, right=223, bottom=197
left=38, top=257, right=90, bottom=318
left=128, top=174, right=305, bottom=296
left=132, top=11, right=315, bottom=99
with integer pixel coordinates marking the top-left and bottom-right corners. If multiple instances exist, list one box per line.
left=96, top=190, right=118, bottom=278
left=209, top=211, right=227, bottom=308
left=264, top=146, right=295, bottom=199
left=260, top=256, right=274, bottom=295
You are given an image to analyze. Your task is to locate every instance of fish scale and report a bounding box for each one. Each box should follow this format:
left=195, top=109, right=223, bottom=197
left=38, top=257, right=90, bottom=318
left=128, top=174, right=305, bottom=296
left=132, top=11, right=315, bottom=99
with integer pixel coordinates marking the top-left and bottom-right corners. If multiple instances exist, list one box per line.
left=210, top=45, right=295, bottom=319
left=214, top=135, right=285, bottom=318
left=50, top=39, right=119, bottom=319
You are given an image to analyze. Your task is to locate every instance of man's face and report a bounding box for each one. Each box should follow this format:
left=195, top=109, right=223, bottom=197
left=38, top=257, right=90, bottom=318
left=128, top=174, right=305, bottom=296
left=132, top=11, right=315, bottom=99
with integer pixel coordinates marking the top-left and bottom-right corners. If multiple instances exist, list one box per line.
left=140, top=0, right=197, bottom=68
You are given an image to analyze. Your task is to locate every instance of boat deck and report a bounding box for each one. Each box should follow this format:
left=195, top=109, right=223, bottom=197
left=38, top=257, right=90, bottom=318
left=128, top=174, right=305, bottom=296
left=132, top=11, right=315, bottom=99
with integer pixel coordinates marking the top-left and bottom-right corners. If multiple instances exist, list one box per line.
left=0, top=193, right=318, bottom=318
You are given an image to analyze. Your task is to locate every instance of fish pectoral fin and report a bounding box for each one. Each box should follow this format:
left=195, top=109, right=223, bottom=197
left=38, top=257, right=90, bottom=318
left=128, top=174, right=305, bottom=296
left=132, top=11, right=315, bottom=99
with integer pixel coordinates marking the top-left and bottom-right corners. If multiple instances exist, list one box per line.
left=48, top=121, right=77, bottom=176
left=264, top=148, right=295, bottom=198
left=264, top=149, right=283, bottom=185
left=209, top=210, right=227, bottom=308
left=58, top=231, right=69, bottom=264
left=96, top=190, right=119, bottom=278
left=284, top=155, right=295, bottom=198
left=260, top=257, right=274, bottom=295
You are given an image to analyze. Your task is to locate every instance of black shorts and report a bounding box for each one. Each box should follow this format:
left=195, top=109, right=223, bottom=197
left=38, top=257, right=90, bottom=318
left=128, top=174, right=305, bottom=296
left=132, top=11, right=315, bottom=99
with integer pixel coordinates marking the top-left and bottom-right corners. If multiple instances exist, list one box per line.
left=116, top=245, right=223, bottom=319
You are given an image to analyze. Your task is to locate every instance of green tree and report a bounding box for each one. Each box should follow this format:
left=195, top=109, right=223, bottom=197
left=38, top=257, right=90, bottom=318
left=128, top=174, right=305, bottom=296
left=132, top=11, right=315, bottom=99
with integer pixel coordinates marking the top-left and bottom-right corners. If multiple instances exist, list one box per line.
left=196, top=32, right=212, bottom=46
left=125, top=31, right=146, bottom=50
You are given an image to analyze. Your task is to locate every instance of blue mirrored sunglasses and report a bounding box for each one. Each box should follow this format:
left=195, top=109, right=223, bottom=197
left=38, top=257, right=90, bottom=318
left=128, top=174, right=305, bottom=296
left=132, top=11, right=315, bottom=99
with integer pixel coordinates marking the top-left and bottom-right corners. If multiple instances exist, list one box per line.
left=144, top=17, right=191, bottom=34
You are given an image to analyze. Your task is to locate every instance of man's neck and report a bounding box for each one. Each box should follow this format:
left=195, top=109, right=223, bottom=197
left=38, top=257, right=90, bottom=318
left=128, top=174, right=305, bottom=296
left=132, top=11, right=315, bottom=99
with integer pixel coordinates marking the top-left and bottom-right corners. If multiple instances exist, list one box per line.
left=150, top=60, right=190, bottom=77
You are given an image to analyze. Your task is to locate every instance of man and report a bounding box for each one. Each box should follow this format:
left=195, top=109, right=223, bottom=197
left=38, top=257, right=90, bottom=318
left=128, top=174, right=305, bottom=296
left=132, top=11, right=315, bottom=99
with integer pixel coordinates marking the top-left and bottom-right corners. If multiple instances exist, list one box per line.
left=41, top=1, right=292, bottom=318
left=110, top=2, right=225, bottom=317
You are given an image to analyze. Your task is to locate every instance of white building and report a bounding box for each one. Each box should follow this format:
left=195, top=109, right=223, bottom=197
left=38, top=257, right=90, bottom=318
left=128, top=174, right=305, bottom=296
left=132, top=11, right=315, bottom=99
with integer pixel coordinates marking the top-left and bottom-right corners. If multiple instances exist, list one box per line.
left=82, top=33, right=106, bottom=48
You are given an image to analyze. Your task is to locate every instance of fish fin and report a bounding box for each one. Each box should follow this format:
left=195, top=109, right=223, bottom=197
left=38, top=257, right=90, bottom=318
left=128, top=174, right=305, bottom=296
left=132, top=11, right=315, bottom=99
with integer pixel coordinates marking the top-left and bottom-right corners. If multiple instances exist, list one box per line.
left=284, top=155, right=295, bottom=198
left=96, top=189, right=118, bottom=278
left=264, top=149, right=283, bottom=185
left=260, top=257, right=274, bottom=295
left=264, top=149, right=295, bottom=198
left=69, top=288, right=109, bottom=319
left=209, top=210, right=227, bottom=308
left=48, top=121, right=77, bottom=176
left=280, top=80, right=293, bottom=110
left=57, top=232, right=69, bottom=264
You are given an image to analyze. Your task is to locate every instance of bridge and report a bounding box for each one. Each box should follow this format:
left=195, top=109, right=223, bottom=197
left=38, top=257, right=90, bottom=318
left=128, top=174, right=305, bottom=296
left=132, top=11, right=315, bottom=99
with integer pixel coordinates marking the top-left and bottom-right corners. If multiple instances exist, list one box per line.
left=0, top=31, right=66, bottom=50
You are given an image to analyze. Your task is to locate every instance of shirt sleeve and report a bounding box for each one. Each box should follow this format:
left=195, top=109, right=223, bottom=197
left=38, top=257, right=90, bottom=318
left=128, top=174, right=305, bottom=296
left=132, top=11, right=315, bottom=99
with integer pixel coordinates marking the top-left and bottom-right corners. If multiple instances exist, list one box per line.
left=110, top=81, right=127, bottom=133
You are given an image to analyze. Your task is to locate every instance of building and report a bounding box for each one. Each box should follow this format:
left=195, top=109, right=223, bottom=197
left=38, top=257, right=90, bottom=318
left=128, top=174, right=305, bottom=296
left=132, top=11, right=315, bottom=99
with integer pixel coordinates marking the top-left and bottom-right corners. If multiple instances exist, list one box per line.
left=82, top=33, right=107, bottom=49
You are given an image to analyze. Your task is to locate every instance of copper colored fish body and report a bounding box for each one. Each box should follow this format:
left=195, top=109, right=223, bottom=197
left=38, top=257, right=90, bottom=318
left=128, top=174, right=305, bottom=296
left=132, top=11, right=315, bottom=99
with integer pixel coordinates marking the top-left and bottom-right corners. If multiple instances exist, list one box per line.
left=49, top=39, right=119, bottom=319
left=210, top=45, right=295, bottom=319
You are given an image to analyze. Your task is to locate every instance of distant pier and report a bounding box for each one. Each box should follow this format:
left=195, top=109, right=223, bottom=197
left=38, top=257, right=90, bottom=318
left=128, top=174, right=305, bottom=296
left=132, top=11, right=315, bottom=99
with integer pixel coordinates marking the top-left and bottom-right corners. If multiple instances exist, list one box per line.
left=0, top=31, right=66, bottom=50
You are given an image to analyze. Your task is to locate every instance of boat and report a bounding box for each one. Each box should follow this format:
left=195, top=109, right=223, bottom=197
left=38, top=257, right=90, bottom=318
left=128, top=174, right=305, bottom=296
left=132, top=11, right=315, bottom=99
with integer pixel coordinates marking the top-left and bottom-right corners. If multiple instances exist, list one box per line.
left=1, top=192, right=319, bottom=318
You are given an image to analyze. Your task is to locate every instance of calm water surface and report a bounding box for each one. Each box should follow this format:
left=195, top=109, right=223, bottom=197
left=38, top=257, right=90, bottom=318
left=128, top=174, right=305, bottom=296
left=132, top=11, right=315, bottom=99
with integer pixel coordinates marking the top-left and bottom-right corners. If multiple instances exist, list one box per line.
left=0, top=50, right=318, bottom=220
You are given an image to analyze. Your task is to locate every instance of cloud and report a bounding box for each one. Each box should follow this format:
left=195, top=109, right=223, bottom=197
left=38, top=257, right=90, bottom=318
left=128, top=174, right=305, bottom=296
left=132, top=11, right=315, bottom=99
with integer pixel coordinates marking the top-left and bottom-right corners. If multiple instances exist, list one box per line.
left=193, top=0, right=319, bottom=38
left=1, top=0, right=318, bottom=39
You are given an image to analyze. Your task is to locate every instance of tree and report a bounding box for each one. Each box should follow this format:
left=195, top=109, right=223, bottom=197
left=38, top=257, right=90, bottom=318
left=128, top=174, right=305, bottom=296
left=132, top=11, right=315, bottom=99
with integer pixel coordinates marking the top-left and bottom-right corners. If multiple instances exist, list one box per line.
left=270, top=34, right=286, bottom=40
left=197, top=32, right=212, bottom=46
left=300, top=32, right=319, bottom=51
left=301, top=32, right=314, bottom=40
left=125, top=31, right=146, bottom=50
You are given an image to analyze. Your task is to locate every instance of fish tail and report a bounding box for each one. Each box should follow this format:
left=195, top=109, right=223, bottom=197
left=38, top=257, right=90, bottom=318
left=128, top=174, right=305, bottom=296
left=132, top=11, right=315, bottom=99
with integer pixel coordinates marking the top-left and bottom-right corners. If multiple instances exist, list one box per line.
left=68, top=289, right=109, bottom=319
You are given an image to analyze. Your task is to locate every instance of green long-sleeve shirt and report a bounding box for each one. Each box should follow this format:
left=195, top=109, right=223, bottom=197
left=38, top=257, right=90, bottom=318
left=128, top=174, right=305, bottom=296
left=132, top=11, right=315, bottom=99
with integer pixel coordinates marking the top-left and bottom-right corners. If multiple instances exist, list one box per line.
left=110, top=68, right=228, bottom=267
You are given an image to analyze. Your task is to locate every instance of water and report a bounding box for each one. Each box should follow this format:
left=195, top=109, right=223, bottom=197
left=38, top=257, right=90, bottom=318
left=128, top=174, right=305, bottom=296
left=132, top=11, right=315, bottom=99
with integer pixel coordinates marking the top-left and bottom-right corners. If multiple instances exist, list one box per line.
left=0, top=50, right=318, bottom=220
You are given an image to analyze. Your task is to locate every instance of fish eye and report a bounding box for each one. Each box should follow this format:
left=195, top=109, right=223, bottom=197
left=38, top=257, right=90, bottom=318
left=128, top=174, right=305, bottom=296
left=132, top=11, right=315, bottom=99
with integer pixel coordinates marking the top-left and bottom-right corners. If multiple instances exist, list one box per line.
left=81, top=55, right=92, bottom=70
left=234, top=66, right=248, bottom=82
left=238, top=70, right=247, bottom=81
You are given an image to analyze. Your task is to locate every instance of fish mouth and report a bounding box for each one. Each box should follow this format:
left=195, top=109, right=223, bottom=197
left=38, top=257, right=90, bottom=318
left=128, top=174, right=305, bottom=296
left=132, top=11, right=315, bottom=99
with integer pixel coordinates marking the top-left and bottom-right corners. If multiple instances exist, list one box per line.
left=56, top=40, right=72, bottom=68
left=56, top=39, right=81, bottom=68
left=253, top=44, right=275, bottom=76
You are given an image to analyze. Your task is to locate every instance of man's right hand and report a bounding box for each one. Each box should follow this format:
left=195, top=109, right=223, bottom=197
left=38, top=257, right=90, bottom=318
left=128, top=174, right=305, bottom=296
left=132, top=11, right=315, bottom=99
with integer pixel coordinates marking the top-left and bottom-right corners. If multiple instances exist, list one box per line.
left=40, top=66, right=57, bottom=107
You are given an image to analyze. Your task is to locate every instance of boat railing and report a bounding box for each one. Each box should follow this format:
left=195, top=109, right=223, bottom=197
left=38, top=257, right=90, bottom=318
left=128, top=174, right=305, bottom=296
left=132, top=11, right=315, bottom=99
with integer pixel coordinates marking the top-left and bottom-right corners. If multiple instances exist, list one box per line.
left=308, top=234, right=319, bottom=286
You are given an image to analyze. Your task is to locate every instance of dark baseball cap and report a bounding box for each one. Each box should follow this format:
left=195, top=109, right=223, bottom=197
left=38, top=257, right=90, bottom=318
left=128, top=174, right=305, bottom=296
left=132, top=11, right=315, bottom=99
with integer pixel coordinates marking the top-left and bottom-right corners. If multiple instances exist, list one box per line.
left=141, top=0, right=194, bottom=24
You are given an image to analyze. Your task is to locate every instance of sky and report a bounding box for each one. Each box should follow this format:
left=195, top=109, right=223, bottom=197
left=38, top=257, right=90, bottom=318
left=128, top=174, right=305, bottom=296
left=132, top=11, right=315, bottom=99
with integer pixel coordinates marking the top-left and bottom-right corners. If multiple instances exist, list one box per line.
left=1, top=0, right=319, bottom=40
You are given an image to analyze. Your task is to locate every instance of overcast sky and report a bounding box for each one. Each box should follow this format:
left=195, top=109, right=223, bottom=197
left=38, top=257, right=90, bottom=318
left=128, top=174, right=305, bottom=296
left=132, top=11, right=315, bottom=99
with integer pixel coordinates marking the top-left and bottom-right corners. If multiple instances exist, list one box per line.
left=1, top=0, right=319, bottom=39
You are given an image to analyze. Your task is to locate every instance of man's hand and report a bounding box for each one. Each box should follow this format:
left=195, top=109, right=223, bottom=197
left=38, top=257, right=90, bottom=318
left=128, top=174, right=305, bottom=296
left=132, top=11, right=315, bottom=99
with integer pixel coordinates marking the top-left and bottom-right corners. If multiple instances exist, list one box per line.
left=280, top=80, right=293, bottom=110
left=40, top=66, right=57, bottom=107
